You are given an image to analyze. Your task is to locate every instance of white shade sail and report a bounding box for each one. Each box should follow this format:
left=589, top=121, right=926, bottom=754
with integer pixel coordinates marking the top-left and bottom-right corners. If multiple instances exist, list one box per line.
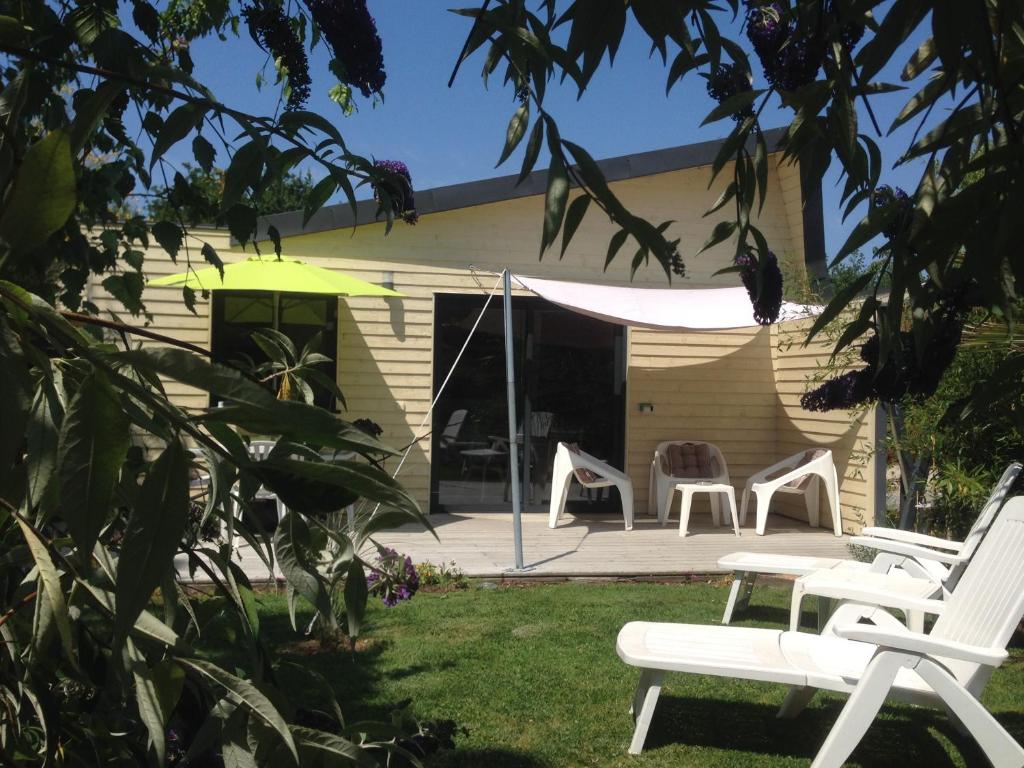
left=513, top=274, right=814, bottom=330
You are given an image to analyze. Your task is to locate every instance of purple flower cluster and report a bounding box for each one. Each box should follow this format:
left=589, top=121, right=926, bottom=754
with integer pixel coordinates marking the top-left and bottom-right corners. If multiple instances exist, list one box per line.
left=366, top=547, right=419, bottom=607
left=242, top=3, right=311, bottom=111
left=373, top=159, right=418, bottom=225
left=801, top=302, right=965, bottom=411
left=735, top=250, right=784, bottom=325
left=303, top=0, right=385, bottom=97
left=706, top=63, right=754, bottom=121
left=872, top=185, right=913, bottom=239
left=745, top=2, right=863, bottom=93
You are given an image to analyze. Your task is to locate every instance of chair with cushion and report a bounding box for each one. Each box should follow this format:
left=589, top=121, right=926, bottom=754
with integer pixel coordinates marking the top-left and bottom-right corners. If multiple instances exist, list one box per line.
left=648, top=441, right=730, bottom=526
left=549, top=442, right=634, bottom=531
left=741, top=448, right=841, bottom=536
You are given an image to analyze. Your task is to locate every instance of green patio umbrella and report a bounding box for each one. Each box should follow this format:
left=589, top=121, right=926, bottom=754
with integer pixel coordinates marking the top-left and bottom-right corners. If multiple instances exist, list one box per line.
left=149, top=255, right=402, bottom=297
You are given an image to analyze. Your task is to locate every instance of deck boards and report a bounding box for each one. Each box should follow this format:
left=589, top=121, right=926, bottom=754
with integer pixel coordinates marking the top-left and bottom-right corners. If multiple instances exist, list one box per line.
left=195, top=511, right=854, bottom=582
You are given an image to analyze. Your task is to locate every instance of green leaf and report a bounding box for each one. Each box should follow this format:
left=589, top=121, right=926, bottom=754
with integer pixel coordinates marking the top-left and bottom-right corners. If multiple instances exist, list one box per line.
left=604, top=228, right=629, bottom=269
left=497, top=103, right=529, bottom=167
left=256, top=456, right=421, bottom=518
left=225, top=204, right=257, bottom=247
left=540, top=153, right=570, bottom=256
left=274, top=510, right=336, bottom=627
left=57, top=370, right=130, bottom=557
left=192, top=134, right=216, bottom=173
left=293, top=725, right=377, bottom=767
left=151, top=221, right=184, bottom=261
left=0, top=129, right=75, bottom=257
left=267, top=225, right=282, bottom=258
left=178, top=658, right=298, bottom=762
left=126, top=640, right=167, bottom=765
left=344, top=560, right=367, bottom=638
left=517, top=118, right=544, bottom=186
left=70, top=82, right=122, bottom=154
left=559, top=194, right=590, bottom=259
left=806, top=271, right=875, bottom=344
left=119, top=348, right=277, bottom=408
left=700, top=88, right=763, bottom=126
left=115, top=439, right=190, bottom=645
left=222, top=140, right=264, bottom=210
left=26, top=386, right=60, bottom=520
left=78, top=579, right=187, bottom=649
left=698, top=220, right=737, bottom=254
left=201, top=242, right=224, bottom=278
left=151, top=103, right=206, bottom=168
left=0, top=15, right=27, bottom=46
left=17, top=516, right=74, bottom=661
left=303, top=176, right=337, bottom=227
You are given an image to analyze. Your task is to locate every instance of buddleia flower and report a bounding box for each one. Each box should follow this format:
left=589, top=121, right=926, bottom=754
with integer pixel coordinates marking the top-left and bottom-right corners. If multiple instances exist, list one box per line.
left=735, top=250, right=784, bottom=325
left=706, top=63, right=755, bottom=120
left=303, top=0, right=386, bottom=97
left=242, top=2, right=311, bottom=111
left=373, top=159, right=418, bottom=225
left=872, top=185, right=913, bottom=239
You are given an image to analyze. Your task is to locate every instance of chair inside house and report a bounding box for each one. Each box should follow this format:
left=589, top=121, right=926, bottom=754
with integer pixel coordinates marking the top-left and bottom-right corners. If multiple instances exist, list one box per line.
left=741, top=448, right=841, bottom=536
left=648, top=441, right=731, bottom=528
left=617, top=494, right=1024, bottom=766
left=438, top=408, right=477, bottom=458
left=548, top=442, right=634, bottom=530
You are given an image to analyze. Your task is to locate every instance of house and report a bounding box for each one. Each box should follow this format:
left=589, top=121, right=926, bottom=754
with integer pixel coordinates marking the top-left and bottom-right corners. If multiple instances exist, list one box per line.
left=88, top=130, right=880, bottom=531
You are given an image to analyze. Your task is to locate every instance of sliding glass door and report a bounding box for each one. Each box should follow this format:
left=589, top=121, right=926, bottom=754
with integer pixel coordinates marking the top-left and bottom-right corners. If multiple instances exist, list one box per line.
left=430, top=293, right=625, bottom=514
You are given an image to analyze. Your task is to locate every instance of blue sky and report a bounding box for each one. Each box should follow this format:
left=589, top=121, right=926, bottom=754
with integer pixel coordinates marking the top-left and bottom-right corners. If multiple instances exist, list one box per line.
left=170, top=1, right=931, bottom=264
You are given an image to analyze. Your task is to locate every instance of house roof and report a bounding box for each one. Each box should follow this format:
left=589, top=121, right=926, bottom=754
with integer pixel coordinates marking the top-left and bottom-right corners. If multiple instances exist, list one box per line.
left=257, top=127, right=789, bottom=242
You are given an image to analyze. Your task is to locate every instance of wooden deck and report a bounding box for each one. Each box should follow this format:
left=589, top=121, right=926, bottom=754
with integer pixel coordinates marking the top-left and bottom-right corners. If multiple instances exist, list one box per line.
left=373, top=511, right=853, bottom=577
left=199, top=511, right=854, bottom=582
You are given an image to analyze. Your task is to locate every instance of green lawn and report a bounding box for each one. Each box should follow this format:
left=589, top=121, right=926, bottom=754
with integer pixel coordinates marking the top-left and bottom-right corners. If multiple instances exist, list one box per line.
left=254, top=580, right=1024, bottom=768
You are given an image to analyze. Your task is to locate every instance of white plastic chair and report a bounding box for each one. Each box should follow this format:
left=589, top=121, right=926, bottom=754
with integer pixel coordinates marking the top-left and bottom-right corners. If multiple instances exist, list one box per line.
left=617, top=495, right=1024, bottom=766
left=719, top=462, right=1022, bottom=625
left=243, top=438, right=286, bottom=524
left=740, top=448, right=841, bottom=536
left=648, top=441, right=730, bottom=525
left=548, top=442, right=634, bottom=531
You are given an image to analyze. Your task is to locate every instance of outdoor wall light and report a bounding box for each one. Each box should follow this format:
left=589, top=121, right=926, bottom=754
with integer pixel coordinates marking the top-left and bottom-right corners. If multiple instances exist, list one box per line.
left=638, top=403, right=655, bottom=413
left=381, top=270, right=395, bottom=291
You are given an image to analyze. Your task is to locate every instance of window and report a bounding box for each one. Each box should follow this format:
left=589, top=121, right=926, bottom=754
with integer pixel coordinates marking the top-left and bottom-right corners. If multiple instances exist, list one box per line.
left=210, top=291, right=339, bottom=409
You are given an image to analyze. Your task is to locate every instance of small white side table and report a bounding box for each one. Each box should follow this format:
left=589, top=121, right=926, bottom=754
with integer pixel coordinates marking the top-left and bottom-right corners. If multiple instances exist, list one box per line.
left=666, top=482, right=740, bottom=537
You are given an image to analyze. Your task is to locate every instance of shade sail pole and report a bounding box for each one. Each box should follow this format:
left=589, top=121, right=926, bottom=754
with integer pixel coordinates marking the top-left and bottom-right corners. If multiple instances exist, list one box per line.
left=503, top=268, right=524, bottom=570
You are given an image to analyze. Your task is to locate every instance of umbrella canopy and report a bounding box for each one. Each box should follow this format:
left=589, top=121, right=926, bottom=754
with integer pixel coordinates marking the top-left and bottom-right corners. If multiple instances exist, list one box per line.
left=149, top=256, right=402, bottom=297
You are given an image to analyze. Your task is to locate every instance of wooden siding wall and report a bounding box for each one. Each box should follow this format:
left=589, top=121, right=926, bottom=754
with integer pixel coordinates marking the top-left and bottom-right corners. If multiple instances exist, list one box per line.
left=88, top=229, right=231, bottom=414
left=85, top=154, right=875, bottom=529
left=626, top=326, right=775, bottom=519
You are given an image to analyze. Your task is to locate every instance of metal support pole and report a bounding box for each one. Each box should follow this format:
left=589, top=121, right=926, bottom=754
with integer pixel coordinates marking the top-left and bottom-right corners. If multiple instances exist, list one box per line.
left=503, top=269, right=525, bottom=570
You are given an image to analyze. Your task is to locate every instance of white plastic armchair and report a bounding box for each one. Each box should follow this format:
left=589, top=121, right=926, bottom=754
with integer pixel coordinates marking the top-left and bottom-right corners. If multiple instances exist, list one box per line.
left=648, top=441, right=729, bottom=524
left=549, top=442, right=634, bottom=530
left=740, top=448, right=840, bottom=536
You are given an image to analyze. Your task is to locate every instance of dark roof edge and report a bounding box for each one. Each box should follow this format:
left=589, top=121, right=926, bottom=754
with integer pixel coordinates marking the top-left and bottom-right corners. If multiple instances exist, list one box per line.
left=254, top=127, right=788, bottom=242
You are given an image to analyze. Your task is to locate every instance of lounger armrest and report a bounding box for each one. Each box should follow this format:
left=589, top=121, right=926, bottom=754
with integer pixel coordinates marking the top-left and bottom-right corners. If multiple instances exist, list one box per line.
left=831, top=624, right=1008, bottom=666
left=799, top=575, right=946, bottom=616
left=848, top=536, right=962, bottom=565
left=860, top=527, right=964, bottom=551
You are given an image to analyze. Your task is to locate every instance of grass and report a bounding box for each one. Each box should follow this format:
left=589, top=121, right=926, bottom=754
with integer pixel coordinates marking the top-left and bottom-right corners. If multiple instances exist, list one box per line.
left=249, top=579, right=1024, bottom=768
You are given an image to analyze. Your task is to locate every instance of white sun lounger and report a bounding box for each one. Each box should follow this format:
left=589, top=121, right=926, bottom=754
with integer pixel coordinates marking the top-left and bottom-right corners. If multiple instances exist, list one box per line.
left=617, top=495, right=1024, bottom=766
left=718, top=462, right=1022, bottom=625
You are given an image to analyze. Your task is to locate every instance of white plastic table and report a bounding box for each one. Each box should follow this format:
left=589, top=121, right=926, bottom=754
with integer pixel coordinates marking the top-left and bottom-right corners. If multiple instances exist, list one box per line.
left=666, top=481, right=740, bottom=537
